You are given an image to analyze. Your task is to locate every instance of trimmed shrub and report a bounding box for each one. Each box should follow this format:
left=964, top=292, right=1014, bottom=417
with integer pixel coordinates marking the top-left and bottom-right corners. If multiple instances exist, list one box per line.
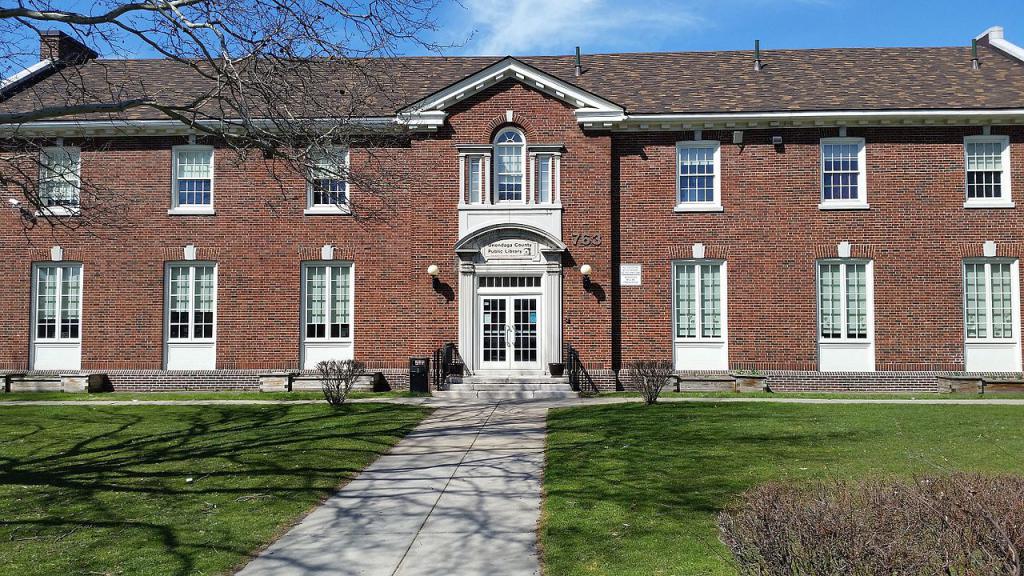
left=718, top=473, right=1024, bottom=576
left=316, top=359, right=366, bottom=406
left=629, top=360, right=675, bottom=405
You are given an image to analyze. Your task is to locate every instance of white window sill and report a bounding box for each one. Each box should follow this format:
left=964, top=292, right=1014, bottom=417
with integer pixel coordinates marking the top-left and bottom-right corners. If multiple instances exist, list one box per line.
left=32, top=339, right=82, bottom=344
left=303, top=338, right=354, bottom=343
left=674, top=203, right=723, bottom=213
left=168, top=207, right=215, bottom=216
left=304, top=206, right=352, bottom=216
left=818, top=202, right=870, bottom=211
left=819, top=339, right=873, bottom=345
left=35, top=206, right=80, bottom=217
left=964, top=200, right=1015, bottom=209
left=675, top=338, right=726, bottom=344
left=459, top=203, right=562, bottom=210
left=965, top=339, right=1019, bottom=345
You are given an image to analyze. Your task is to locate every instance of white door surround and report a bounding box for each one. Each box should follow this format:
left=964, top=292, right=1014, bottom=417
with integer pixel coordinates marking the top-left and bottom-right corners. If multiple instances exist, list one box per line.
left=455, top=223, right=565, bottom=376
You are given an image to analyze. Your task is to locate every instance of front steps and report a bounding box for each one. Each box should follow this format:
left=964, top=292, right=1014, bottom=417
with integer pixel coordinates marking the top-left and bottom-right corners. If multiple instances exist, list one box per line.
left=434, top=375, right=578, bottom=400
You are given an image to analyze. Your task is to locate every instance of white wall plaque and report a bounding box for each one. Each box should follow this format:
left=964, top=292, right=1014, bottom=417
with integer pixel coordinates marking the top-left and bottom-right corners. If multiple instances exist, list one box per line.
left=620, top=264, right=642, bottom=286
left=482, top=239, right=537, bottom=261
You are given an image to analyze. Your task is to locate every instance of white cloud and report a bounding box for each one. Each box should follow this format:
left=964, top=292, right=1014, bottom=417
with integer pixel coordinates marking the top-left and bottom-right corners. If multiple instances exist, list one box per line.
left=456, top=0, right=704, bottom=55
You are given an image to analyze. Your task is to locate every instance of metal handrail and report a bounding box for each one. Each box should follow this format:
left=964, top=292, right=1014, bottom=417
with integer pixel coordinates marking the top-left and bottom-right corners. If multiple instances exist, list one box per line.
left=432, top=342, right=468, bottom=391
left=565, top=343, right=599, bottom=396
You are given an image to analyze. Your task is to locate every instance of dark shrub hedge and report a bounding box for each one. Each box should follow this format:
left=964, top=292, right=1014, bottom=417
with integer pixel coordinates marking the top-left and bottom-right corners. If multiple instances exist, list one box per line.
left=718, top=473, right=1024, bottom=576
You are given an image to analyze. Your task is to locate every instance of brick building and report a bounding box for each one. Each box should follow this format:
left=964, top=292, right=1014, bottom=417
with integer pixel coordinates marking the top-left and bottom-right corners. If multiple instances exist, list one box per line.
left=3, top=27, right=1024, bottom=393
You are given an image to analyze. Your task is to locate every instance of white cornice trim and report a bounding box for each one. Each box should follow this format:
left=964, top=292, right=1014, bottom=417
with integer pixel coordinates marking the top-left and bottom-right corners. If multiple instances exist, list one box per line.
left=0, top=116, right=399, bottom=137
left=399, top=57, right=624, bottom=122
left=976, top=26, right=1024, bottom=63
left=579, top=108, right=1024, bottom=131
left=0, top=59, right=55, bottom=93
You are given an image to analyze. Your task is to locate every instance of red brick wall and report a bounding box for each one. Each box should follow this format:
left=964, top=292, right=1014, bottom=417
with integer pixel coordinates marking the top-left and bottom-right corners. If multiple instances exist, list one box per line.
left=0, top=80, right=615, bottom=372
left=3, top=85, right=1022, bottom=382
left=615, top=126, right=1024, bottom=371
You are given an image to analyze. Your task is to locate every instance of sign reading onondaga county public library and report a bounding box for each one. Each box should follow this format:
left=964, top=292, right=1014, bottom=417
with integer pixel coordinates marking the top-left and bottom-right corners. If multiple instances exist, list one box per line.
left=483, top=240, right=537, bottom=260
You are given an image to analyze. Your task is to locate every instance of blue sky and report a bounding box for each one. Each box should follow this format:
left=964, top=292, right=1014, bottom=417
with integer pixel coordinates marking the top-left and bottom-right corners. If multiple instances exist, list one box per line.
left=425, top=0, right=1024, bottom=56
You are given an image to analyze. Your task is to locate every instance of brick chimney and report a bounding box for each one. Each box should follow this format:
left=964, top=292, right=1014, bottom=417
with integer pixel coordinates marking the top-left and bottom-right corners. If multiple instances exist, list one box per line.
left=39, top=30, right=97, bottom=63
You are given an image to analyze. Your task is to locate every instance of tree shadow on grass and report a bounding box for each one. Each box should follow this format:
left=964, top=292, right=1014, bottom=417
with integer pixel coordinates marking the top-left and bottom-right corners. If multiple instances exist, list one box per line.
left=0, top=402, right=428, bottom=576
left=541, top=402, right=1023, bottom=575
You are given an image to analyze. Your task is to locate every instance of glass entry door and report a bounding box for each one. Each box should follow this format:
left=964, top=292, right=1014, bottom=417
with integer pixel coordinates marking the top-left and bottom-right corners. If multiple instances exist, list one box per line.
left=479, top=295, right=541, bottom=371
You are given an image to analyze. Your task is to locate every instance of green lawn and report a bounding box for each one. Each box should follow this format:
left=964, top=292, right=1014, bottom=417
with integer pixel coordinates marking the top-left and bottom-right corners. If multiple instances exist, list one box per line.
left=0, top=390, right=428, bottom=402
left=0, top=403, right=429, bottom=575
left=542, top=402, right=1024, bottom=576
left=601, top=391, right=1024, bottom=400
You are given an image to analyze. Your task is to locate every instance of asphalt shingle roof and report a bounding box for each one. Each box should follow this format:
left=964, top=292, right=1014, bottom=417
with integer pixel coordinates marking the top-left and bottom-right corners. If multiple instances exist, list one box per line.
left=4, top=43, right=1024, bottom=121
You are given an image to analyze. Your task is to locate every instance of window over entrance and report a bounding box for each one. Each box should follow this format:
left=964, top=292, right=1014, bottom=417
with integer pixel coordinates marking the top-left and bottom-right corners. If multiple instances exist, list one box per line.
left=494, top=129, right=525, bottom=203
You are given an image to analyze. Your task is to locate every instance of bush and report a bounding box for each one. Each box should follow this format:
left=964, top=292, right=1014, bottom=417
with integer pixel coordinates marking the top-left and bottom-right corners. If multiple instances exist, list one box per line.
left=718, top=473, right=1024, bottom=576
left=316, top=359, right=366, bottom=406
left=629, top=360, right=675, bottom=404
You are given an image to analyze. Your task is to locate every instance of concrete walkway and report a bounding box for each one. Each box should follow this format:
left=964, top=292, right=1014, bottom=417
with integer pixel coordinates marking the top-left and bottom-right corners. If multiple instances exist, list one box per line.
left=236, top=402, right=545, bottom=576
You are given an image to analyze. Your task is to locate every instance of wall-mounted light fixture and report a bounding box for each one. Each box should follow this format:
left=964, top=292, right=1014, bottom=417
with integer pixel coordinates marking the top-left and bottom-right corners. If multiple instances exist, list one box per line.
left=427, top=264, right=441, bottom=290
left=7, top=198, right=37, bottom=225
left=580, top=263, right=592, bottom=290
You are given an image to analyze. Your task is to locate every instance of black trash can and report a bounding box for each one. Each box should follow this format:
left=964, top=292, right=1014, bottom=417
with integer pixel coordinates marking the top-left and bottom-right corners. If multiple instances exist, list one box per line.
left=409, top=357, right=430, bottom=393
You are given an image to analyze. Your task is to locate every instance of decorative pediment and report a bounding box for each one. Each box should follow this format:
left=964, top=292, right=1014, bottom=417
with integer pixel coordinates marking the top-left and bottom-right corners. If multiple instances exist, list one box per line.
left=454, top=223, right=567, bottom=261
left=398, top=57, right=624, bottom=130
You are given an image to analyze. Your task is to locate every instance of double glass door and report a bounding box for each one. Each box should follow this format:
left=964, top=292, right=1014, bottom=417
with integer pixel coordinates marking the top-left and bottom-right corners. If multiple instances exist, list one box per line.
left=479, top=295, right=541, bottom=371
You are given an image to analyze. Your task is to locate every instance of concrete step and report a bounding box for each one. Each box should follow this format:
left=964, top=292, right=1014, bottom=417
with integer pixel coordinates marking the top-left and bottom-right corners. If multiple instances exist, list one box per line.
left=449, top=376, right=569, bottom=384
left=433, top=390, right=579, bottom=400
left=448, top=382, right=573, bottom=392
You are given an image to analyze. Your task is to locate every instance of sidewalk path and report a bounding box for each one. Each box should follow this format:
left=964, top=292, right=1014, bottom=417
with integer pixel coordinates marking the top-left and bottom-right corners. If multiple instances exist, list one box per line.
left=235, top=402, right=545, bottom=576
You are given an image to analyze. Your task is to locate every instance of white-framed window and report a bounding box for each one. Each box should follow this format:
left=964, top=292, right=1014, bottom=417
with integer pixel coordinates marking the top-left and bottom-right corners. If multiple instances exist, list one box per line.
left=532, top=153, right=560, bottom=204
left=494, top=129, right=525, bottom=203
left=674, top=261, right=726, bottom=340
left=675, top=141, right=722, bottom=211
left=461, top=153, right=489, bottom=205
left=964, top=260, right=1018, bottom=341
left=817, top=260, right=872, bottom=341
left=170, top=145, right=214, bottom=214
left=32, top=263, right=82, bottom=341
left=166, top=263, right=217, bottom=342
left=964, top=136, right=1013, bottom=208
left=819, top=138, right=868, bottom=209
left=306, top=147, right=349, bottom=214
left=303, top=262, right=353, bottom=341
left=39, top=146, right=80, bottom=214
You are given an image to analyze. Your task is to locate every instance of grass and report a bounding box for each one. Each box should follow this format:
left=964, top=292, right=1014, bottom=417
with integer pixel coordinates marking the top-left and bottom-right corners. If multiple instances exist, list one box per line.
left=0, top=403, right=430, bottom=576
left=600, top=390, right=1024, bottom=400
left=541, top=402, right=1024, bottom=576
left=0, top=390, right=429, bottom=402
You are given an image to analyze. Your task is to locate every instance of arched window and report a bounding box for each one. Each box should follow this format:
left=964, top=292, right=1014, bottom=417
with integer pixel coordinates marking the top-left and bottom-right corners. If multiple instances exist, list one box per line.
left=494, top=128, right=525, bottom=203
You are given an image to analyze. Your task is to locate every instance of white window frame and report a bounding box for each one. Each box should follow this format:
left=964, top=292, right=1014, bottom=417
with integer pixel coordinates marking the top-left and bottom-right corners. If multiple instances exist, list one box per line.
left=493, top=128, right=527, bottom=204
left=529, top=152, right=561, bottom=205
left=672, top=260, right=727, bottom=342
left=819, top=137, right=869, bottom=210
left=459, top=152, right=491, bottom=205
left=38, top=146, right=81, bottom=216
left=305, top=147, right=351, bottom=215
left=164, top=262, right=218, bottom=343
left=301, top=261, right=355, bottom=343
left=816, top=259, right=874, bottom=343
left=963, top=135, right=1013, bottom=208
left=169, top=145, right=215, bottom=215
left=963, top=258, right=1020, bottom=343
left=675, top=140, right=722, bottom=212
left=816, top=259, right=874, bottom=371
left=31, top=262, right=83, bottom=343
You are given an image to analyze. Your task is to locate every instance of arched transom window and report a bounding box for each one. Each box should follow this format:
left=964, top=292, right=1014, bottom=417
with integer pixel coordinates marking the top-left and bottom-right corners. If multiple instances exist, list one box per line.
left=494, top=129, right=525, bottom=203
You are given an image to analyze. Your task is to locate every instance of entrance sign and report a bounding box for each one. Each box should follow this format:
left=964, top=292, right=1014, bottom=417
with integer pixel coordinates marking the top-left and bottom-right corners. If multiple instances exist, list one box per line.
left=482, top=239, right=537, bottom=261
left=620, top=264, right=642, bottom=286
